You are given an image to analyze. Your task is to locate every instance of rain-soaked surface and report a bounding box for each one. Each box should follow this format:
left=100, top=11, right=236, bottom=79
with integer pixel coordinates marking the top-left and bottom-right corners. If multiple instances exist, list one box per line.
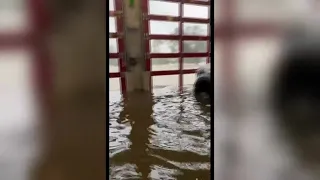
left=0, top=84, right=210, bottom=180
left=109, top=86, right=211, bottom=179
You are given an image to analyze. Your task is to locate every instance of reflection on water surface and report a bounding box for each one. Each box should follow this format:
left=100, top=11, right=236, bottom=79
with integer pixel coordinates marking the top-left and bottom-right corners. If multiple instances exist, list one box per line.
left=109, top=86, right=211, bottom=179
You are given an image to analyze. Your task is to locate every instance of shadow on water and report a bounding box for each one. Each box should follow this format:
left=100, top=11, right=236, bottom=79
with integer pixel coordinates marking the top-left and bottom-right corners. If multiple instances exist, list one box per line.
left=109, top=87, right=211, bottom=179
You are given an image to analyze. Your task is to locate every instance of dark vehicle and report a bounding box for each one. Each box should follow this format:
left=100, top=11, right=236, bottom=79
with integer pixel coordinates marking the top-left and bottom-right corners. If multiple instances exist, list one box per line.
left=272, top=28, right=320, bottom=164
left=194, top=64, right=211, bottom=103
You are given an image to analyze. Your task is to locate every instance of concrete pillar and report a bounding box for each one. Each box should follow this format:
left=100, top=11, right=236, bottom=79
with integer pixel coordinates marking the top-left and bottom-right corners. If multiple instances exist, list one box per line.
left=123, top=0, right=150, bottom=92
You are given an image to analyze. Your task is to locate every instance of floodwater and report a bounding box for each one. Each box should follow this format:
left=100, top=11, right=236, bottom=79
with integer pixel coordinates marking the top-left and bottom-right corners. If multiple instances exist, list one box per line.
left=0, top=82, right=210, bottom=180
left=109, top=87, right=211, bottom=179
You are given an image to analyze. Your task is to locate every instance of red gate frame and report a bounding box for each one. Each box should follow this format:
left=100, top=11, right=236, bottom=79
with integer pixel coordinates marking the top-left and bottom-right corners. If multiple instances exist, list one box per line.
left=29, top=0, right=52, bottom=107
left=141, top=0, right=211, bottom=91
left=111, top=0, right=282, bottom=95
left=0, top=0, right=51, bottom=107
left=216, top=0, right=280, bottom=99
left=109, top=0, right=127, bottom=94
left=0, top=0, right=282, bottom=100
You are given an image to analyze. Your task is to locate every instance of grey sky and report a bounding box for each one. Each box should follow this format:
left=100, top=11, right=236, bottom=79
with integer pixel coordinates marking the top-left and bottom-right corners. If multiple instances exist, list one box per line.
left=109, top=0, right=210, bottom=51
left=215, top=0, right=314, bottom=23
left=0, top=0, right=27, bottom=33
left=0, top=0, right=315, bottom=34
left=108, top=0, right=318, bottom=90
left=109, top=0, right=317, bottom=53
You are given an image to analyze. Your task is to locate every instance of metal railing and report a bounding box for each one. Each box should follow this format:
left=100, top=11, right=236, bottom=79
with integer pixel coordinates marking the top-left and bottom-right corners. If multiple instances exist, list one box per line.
left=109, top=0, right=211, bottom=93
left=0, top=0, right=51, bottom=104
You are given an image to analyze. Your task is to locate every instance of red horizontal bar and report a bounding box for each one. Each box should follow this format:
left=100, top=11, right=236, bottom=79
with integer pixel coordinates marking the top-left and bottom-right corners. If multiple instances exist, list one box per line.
left=150, top=53, right=180, bottom=58
left=148, top=15, right=209, bottom=23
left=109, top=72, right=121, bottom=78
left=154, top=0, right=210, bottom=6
left=150, top=52, right=208, bottom=58
left=109, top=11, right=123, bottom=17
left=148, top=34, right=209, bottom=41
left=109, top=33, right=122, bottom=38
left=183, top=52, right=209, bottom=58
left=110, top=70, right=197, bottom=77
left=183, top=0, right=210, bottom=6
left=151, top=69, right=196, bottom=76
left=109, top=53, right=120, bottom=58
left=215, top=23, right=280, bottom=38
left=0, top=33, right=29, bottom=48
left=109, top=11, right=116, bottom=16
left=237, top=23, right=280, bottom=36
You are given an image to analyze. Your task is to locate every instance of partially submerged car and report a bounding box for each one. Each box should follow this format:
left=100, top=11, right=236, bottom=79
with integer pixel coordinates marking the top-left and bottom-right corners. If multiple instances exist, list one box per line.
left=194, top=63, right=211, bottom=102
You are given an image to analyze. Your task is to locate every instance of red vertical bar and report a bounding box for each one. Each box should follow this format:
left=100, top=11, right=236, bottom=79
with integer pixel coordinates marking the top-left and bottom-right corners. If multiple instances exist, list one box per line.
left=28, top=0, right=52, bottom=108
left=179, top=2, right=183, bottom=92
left=141, top=0, right=152, bottom=90
left=114, top=0, right=127, bottom=94
left=207, top=1, right=211, bottom=64
left=221, top=0, right=236, bottom=106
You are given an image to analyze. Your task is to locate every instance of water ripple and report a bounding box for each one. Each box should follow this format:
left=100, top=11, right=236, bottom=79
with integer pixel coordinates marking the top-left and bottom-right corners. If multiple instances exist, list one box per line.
left=109, top=87, right=211, bottom=179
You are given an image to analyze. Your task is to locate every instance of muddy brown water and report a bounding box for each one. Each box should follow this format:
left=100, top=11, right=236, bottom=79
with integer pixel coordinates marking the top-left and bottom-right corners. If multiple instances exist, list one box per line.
left=0, top=86, right=210, bottom=180
left=109, top=86, right=211, bottom=179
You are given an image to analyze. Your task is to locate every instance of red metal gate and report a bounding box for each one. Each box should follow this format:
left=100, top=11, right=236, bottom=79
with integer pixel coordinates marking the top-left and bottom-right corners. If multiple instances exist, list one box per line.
left=109, top=0, right=211, bottom=93
left=0, top=0, right=51, bottom=106
left=215, top=0, right=280, bottom=99
left=109, top=0, right=126, bottom=93
left=142, top=0, right=211, bottom=91
left=29, top=0, right=51, bottom=105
